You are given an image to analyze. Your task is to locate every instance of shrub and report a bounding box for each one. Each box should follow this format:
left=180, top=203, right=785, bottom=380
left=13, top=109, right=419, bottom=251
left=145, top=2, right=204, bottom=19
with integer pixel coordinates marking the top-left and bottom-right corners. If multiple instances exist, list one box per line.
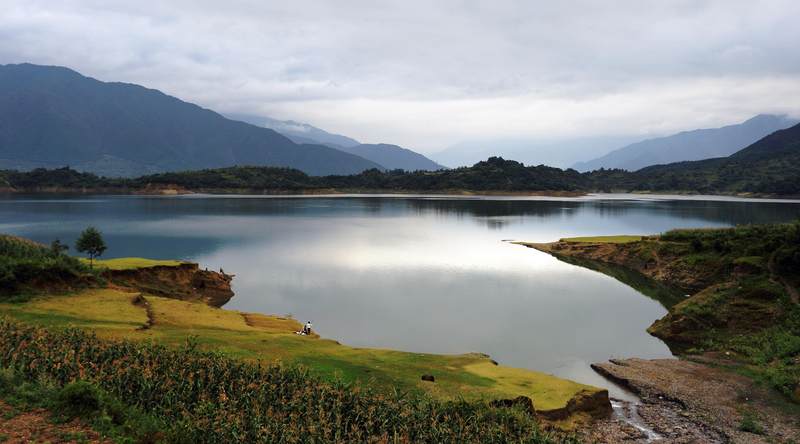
left=0, top=235, right=91, bottom=295
left=738, top=411, right=765, bottom=435
left=55, top=381, right=103, bottom=418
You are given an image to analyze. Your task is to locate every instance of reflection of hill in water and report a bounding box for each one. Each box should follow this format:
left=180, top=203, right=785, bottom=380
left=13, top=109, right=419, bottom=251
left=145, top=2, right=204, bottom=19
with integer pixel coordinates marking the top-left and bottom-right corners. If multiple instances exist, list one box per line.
left=554, top=255, right=686, bottom=311
left=28, top=195, right=794, bottom=229
left=403, top=198, right=800, bottom=228
left=7, top=195, right=799, bottom=232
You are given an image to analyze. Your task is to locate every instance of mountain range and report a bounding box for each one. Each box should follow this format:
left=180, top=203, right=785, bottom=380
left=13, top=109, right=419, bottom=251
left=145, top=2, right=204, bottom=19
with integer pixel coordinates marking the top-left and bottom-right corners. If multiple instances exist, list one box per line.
left=228, top=114, right=444, bottom=171
left=1, top=63, right=796, bottom=181
left=6, top=119, right=798, bottom=196
left=0, top=63, right=387, bottom=177
left=316, top=120, right=800, bottom=195
left=573, top=114, right=798, bottom=172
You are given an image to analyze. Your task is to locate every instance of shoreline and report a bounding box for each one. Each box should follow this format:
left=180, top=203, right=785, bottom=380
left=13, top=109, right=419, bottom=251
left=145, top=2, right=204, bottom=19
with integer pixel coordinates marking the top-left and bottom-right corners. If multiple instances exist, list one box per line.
left=515, top=236, right=800, bottom=442
left=3, top=188, right=800, bottom=202
left=0, top=253, right=612, bottom=425
left=0, top=186, right=587, bottom=197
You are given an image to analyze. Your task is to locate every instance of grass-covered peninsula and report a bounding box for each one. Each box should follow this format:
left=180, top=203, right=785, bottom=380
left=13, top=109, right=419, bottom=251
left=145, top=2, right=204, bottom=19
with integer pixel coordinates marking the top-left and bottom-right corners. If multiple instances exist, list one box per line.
left=0, top=234, right=604, bottom=442
left=519, top=222, right=800, bottom=401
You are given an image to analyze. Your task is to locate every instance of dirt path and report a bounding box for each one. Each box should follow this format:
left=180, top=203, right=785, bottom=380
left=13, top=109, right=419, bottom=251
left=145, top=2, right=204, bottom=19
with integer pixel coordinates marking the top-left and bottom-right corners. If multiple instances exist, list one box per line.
left=0, top=400, right=110, bottom=444
left=131, top=292, right=155, bottom=330
left=582, top=358, right=800, bottom=443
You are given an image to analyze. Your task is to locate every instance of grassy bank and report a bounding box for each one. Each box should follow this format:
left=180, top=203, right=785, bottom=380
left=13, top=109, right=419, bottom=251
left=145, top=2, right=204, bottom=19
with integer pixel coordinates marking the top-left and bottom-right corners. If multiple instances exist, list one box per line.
left=0, top=319, right=578, bottom=443
left=521, top=222, right=800, bottom=401
left=0, top=234, right=604, bottom=440
left=0, top=288, right=596, bottom=412
left=81, top=257, right=185, bottom=270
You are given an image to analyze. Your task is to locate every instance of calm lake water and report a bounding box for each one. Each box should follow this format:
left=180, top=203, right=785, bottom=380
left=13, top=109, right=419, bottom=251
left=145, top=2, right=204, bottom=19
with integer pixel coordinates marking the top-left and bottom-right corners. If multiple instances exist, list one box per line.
left=3, top=193, right=800, bottom=394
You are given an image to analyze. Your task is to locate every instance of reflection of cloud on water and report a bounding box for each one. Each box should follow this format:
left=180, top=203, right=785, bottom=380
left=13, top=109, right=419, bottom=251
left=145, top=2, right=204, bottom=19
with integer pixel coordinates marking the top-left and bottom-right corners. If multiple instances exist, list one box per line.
left=211, top=231, right=673, bottom=380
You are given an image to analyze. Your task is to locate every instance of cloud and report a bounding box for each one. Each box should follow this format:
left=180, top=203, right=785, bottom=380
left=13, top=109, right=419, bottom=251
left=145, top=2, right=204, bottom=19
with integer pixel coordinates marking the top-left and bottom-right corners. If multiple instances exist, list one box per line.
left=1, top=0, right=799, bottom=153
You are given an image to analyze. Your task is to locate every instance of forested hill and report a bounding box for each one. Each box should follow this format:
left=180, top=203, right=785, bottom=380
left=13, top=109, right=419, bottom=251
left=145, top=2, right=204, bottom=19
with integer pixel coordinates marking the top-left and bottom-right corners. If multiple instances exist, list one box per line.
left=0, top=158, right=585, bottom=192
left=1, top=121, right=798, bottom=195
left=631, top=122, right=800, bottom=195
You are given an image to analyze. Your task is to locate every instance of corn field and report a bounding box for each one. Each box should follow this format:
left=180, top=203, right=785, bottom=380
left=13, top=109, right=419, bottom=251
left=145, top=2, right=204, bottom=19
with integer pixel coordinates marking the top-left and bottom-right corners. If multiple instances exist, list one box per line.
left=0, top=318, right=576, bottom=443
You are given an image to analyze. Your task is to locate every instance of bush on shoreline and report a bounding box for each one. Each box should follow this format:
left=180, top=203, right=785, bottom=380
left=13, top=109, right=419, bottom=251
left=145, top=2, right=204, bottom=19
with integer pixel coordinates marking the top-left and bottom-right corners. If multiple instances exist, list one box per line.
left=0, top=235, right=92, bottom=296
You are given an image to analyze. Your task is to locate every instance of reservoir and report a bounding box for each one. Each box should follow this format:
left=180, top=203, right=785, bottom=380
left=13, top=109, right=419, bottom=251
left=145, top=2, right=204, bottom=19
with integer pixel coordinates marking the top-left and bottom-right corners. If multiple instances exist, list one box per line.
left=4, top=193, right=799, bottom=391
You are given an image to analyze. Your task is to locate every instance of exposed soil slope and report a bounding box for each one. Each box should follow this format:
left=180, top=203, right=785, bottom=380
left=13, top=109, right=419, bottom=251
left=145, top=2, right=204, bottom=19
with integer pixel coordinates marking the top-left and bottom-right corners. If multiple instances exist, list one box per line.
left=104, top=263, right=234, bottom=306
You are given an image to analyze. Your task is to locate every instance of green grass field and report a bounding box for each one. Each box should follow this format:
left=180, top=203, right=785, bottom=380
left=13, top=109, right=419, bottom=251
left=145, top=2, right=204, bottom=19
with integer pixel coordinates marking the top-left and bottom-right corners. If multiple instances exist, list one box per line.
left=80, top=257, right=185, bottom=270
left=559, top=235, right=642, bottom=244
left=0, top=289, right=597, bottom=412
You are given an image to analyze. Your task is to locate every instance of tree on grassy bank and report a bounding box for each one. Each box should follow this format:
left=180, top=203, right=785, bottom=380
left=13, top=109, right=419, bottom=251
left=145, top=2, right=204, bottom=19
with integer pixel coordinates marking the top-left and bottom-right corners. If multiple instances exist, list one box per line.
left=75, top=227, right=106, bottom=269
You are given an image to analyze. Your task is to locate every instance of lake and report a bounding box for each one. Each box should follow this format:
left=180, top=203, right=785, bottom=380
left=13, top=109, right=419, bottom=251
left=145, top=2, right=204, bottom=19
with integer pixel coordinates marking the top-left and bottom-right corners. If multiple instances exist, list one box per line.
left=3, top=193, right=800, bottom=395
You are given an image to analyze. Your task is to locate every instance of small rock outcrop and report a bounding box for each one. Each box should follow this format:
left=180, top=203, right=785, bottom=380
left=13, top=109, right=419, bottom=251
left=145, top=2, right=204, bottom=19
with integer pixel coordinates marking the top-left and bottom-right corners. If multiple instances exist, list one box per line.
left=537, top=389, right=612, bottom=421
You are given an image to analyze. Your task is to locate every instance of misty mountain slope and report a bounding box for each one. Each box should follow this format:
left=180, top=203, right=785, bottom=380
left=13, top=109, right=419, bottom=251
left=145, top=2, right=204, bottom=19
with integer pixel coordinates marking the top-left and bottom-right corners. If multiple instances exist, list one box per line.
left=632, top=122, right=800, bottom=194
left=0, top=63, right=382, bottom=177
left=227, top=114, right=361, bottom=149
left=335, top=144, right=444, bottom=171
left=229, top=114, right=443, bottom=171
left=573, top=114, right=798, bottom=172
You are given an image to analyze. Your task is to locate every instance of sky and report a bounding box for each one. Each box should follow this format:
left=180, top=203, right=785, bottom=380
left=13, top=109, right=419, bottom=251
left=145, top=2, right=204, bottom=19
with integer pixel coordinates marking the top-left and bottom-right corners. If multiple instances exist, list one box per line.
left=2, top=0, right=800, bottom=158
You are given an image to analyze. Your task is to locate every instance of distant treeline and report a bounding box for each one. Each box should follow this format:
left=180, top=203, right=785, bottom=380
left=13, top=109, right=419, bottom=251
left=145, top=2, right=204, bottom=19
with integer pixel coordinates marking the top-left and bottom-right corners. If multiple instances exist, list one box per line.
left=0, top=153, right=798, bottom=195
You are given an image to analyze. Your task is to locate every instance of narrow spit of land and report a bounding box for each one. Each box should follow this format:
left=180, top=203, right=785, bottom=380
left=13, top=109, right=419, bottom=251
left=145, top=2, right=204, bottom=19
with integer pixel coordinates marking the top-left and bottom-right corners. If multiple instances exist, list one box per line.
left=516, top=224, right=800, bottom=443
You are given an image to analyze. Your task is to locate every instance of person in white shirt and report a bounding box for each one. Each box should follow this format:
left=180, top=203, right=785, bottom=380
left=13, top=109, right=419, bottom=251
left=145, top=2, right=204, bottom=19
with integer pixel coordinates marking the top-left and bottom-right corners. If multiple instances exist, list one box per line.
left=304, top=321, right=313, bottom=335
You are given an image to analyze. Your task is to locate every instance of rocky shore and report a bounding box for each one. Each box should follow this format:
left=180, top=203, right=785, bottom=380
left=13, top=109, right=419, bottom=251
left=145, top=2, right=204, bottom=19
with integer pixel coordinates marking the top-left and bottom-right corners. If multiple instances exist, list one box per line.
left=581, top=358, right=799, bottom=443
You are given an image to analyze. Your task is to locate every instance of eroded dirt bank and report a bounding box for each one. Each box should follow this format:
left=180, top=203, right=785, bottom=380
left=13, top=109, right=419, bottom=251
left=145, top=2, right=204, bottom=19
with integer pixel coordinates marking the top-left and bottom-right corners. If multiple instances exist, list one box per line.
left=105, top=263, right=234, bottom=306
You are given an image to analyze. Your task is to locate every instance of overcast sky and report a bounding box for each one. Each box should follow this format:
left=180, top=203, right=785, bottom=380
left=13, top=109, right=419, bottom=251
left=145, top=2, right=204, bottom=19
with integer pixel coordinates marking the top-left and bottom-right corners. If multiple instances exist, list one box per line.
left=2, top=0, right=800, bottom=154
